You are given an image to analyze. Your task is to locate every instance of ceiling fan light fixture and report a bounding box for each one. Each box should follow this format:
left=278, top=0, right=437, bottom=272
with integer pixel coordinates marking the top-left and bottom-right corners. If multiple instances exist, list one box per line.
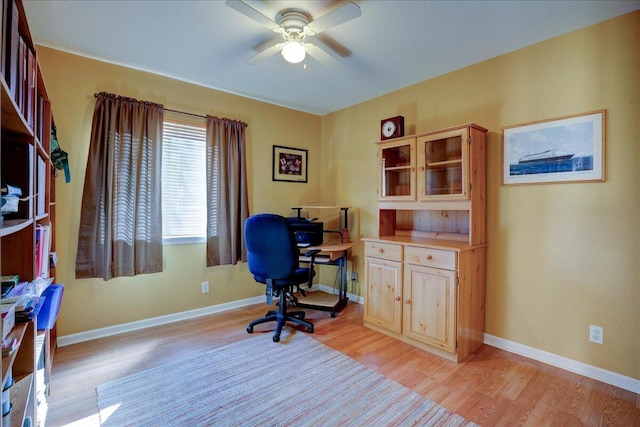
left=281, top=40, right=306, bottom=63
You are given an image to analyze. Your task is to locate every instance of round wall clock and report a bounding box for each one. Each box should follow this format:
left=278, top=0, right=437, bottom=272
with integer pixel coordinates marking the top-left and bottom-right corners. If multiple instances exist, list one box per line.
left=380, top=116, right=404, bottom=140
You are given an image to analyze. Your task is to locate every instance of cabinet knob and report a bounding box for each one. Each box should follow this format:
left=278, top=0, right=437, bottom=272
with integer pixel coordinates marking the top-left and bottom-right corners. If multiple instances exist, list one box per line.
left=426, top=255, right=433, bottom=260
left=405, top=299, right=411, bottom=304
left=378, top=248, right=384, bottom=254
left=395, top=296, right=401, bottom=301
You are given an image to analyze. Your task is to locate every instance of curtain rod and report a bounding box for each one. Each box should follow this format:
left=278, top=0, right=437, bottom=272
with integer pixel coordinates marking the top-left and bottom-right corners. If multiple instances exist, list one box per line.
left=93, top=93, right=248, bottom=127
left=164, top=108, right=206, bottom=119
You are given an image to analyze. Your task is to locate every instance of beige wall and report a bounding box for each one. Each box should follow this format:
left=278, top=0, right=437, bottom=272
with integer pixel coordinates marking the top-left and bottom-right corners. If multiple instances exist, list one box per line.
left=38, top=11, right=638, bottom=379
left=37, top=47, right=323, bottom=334
left=323, top=11, right=640, bottom=380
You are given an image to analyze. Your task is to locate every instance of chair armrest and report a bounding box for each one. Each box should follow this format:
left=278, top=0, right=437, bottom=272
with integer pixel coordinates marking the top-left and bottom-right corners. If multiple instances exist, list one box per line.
left=304, top=249, right=321, bottom=288
left=304, top=249, right=321, bottom=258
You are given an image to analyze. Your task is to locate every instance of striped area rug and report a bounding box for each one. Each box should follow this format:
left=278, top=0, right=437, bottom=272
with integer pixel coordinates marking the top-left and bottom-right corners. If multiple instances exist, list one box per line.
left=97, top=331, right=476, bottom=426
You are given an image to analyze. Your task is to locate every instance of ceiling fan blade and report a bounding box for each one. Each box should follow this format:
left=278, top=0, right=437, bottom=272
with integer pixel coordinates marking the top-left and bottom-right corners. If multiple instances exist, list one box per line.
left=246, top=43, right=284, bottom=65
left=253, top=34, right=285, bottom=53
left=314, top=33, right=353, bottom=58
left=225, top=0, right=279, bottom=30
left=308, top=2, right=361, bottom=34
left=309, top=36, right=345, bottom=60
left=306, top=44, right=341, bottom=68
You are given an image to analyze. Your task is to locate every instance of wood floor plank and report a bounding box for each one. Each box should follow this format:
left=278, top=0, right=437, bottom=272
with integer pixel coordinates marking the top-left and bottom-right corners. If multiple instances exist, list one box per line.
left=454, top=390, right=512, bottom=426
left=44, top=302, right=639, bottom=427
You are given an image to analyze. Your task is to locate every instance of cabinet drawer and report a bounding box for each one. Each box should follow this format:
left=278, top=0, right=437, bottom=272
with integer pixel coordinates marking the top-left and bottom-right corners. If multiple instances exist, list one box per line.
left=364, top=241, right=403, bottom=261
left=405, top=246, right=456, bottom=270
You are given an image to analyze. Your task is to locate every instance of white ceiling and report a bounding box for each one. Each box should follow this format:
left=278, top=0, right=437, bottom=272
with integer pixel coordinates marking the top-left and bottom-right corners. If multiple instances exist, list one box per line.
left=23, top=0, right=640, bottom=116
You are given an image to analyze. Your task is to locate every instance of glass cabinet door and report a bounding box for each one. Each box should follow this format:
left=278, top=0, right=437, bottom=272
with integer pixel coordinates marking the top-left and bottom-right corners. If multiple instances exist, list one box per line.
left=417, top=129, right=469, bottom=200
left=378, top=138, right=415, bottom=200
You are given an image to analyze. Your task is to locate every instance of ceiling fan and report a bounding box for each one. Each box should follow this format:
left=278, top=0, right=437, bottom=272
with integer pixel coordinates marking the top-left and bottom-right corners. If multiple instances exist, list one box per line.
left=225, top=0, right=362, bottom=67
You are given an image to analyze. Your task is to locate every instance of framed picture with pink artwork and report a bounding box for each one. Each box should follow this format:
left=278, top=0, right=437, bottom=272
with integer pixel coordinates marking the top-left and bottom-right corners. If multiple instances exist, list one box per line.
left=272, top=145, right=308, bottom=183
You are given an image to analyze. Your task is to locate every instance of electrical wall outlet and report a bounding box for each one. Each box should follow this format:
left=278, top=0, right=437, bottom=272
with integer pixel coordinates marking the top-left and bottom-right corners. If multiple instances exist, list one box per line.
left=201, top=281, right=210, bottom=293
left=589, top=324, right=603, bottom=344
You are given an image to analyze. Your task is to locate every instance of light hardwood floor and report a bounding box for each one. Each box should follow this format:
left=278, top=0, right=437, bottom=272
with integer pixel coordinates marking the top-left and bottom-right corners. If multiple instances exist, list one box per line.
left=45, top=302, right=639, bottom=426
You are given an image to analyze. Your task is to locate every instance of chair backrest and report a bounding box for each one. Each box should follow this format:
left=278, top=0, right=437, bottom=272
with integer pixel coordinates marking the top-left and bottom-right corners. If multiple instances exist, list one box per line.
left=245, top=214, right=300, bottom=280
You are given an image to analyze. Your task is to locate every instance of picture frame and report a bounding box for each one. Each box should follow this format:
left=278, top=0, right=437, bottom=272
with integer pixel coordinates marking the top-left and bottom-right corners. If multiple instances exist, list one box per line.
left=272, top=145, right=308, bottom=183
left=502, top=110, right=606, bottom=185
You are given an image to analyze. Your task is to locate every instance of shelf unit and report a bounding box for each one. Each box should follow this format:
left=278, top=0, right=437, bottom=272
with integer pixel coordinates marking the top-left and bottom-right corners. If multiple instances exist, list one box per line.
left=2, top=0, right=57, bottom=425
left=1, top=323, right=35, bottom=427
left=290, top=205, right=351, bottom=235
left=365, top=123, right=487, bottom=363
left=290, top=205, right=353, bottom=317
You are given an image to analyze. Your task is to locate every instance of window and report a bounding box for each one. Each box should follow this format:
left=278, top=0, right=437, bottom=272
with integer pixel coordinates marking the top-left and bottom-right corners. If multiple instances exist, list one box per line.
left=162, top=115, right=207, bottom=244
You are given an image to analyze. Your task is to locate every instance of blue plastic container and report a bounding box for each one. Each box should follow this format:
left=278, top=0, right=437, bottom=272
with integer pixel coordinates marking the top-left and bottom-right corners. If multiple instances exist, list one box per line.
left=37, top=284, right=64, bottom=330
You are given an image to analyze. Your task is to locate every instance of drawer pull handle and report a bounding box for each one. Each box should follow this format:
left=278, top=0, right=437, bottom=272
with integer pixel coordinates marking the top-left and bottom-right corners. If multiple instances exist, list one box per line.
left=426, top=255, right=433, bottom=260
left=405, top=299, right=411, bottom=304
left=379, top=249, right=384, bottom=254
left=395, top=296, right=401, bottom=301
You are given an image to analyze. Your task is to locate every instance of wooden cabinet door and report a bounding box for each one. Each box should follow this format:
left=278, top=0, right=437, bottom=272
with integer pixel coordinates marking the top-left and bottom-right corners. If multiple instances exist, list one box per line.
left=364, top=256, right=403, bottom=333
left=403, top=264, right=457, bottom=353
left=417, top=127, right=469, bottom=201
left=377, top=137, right=416, bottom=201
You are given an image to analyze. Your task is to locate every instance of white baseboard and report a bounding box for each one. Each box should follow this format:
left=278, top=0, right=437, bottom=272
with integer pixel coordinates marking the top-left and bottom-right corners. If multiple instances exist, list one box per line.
left=484, top=333, right=640, bottom=394
left=58, top=284, right=362, bottom=347
left=58, top=295, right=265, bottom=347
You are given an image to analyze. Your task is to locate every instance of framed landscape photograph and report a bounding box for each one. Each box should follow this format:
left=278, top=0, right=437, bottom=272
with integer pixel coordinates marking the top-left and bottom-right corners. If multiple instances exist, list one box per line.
left=272, top=145, right=308, bottom=183
left=502, top=110, right=606, bottom=185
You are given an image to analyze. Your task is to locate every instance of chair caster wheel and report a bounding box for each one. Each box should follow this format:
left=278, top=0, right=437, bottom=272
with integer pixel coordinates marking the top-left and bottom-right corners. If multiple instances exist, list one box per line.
left=331, top=312, right=337, bottom=318
left=273, top=335, right=280, bottom=342
left=246, top=326, right=253, bottom=333
left=307, top=326, right=314, bottom=333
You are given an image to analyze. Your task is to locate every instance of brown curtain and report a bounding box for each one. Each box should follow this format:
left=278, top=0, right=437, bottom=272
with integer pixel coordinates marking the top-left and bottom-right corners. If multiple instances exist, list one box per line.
left=206, top=116, right=249, bottom=266
left=76, top=92, right=164, bottom=280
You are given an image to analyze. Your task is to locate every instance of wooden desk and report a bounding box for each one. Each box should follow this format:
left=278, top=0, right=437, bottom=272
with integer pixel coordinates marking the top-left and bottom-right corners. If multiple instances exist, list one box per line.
left=296, top=242, right=354, bottom=317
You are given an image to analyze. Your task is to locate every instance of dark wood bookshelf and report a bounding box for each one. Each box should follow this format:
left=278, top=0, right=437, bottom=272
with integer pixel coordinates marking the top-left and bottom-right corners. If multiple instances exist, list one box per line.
left=1, top=1, right=57, bottom=426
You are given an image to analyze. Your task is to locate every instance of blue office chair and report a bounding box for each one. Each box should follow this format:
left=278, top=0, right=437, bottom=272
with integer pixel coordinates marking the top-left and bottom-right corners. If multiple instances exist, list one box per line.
left=245, top=214, right=320, bottom=342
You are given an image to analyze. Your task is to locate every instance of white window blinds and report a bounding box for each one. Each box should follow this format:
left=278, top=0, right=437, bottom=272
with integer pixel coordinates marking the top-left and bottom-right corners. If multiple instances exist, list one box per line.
left=162, top=115, right=207, bottom=243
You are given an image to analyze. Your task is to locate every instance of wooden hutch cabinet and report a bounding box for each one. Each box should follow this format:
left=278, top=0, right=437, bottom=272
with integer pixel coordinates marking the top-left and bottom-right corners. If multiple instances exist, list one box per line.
left=364, top=123, right=487, bottom=362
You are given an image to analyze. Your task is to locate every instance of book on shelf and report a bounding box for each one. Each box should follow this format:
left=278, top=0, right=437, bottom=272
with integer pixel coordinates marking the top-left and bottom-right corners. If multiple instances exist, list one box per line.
left=1, top=0, right=6, bottom=77
left=16, top=35, right=24, bottom=108
left=36, top=93, right=45, bottom=141
left=26, top=46, right=35, bottom=127
left=5, top=0, right=19, bottom=98
left=35, top=224, right=50, bottom=279
left=37, top=156, right=46, bottom=215
left=35, top=226, right=41, bottom=277
left=17, top=34, right=35, bottom=123
left=2, top=0, right=36, bottom=125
